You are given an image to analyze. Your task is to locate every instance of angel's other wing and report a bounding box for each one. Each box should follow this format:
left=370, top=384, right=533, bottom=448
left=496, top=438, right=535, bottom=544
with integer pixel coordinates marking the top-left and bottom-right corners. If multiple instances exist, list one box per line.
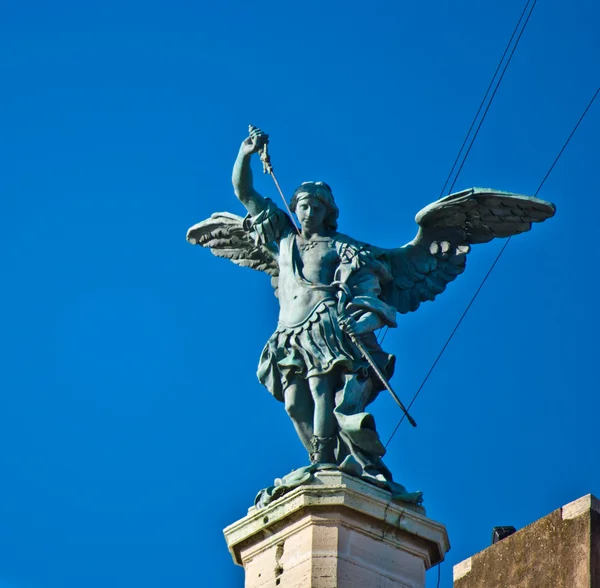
left=416, top=187, right=556, bottom=243
left=186, top=212, right=279, bottom=279
left=381, top=188, right=556, bottom=314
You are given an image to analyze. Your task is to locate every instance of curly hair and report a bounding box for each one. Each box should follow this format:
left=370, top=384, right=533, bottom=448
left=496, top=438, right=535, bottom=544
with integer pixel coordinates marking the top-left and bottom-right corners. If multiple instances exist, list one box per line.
left=290, top=181, right=339, bottom=231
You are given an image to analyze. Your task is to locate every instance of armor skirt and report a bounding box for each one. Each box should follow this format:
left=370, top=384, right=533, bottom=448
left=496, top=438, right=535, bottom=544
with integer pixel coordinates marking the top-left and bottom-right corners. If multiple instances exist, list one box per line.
left=257, top=299, right=394, bottom=402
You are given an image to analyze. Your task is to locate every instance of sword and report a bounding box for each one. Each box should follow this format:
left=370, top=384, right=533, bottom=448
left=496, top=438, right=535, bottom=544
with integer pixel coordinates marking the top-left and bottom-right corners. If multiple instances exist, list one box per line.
left=248, top=124, right=301, bottom=235
left=334, top=285, right=417, bottom=428
left=347, top=331, right=417, bottom=428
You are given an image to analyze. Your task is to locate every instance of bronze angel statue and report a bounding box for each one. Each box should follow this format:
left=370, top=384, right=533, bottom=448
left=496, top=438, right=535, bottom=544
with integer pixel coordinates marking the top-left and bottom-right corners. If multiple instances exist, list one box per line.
left=187, top=127, right=555, bottom=505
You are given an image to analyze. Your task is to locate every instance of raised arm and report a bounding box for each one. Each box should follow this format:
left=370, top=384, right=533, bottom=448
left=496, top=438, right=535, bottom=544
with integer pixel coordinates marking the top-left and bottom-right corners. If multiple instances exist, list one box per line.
left=232, top=128, right=269, bottom=217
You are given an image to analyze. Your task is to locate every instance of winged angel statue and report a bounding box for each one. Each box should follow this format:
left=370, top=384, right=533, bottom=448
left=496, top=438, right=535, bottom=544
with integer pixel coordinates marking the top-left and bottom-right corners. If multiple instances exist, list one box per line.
left=187, top=128, right=555, bottom=506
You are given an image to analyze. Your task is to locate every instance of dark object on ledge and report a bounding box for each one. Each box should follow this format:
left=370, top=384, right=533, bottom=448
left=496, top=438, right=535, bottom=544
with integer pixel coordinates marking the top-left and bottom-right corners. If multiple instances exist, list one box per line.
left=491, top=525, right=517, bottom=544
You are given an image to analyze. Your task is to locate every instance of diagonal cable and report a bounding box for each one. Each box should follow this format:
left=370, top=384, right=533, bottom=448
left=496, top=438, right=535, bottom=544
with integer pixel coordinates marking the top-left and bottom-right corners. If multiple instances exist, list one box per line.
left=385, top=238, right=511, bottom=447
left=379, top=0, right=537, bottom=348
left=439, top=0, right=534, bottom=198
left=386, top=85, right=600, bottom=447
left=446, top=0, right=538, bottom=195
left=534, top=87, right=600, bottom=196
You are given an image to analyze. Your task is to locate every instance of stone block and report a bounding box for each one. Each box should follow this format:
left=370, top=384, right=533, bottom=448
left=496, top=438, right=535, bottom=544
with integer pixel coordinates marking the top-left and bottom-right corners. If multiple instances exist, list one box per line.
left=224, top=470, right=450, bottom=588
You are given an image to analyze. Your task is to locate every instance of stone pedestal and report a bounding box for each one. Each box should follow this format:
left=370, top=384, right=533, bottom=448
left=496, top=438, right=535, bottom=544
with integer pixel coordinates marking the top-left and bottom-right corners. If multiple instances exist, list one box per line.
left=453, top=494, right=600, bottom=588
left=224, top=470, right=450, bottom=588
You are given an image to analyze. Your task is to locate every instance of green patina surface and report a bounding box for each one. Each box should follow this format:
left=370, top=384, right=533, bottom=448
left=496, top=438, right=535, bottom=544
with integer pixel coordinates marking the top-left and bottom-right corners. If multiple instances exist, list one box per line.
left=187, top=127, right=556, bottom=504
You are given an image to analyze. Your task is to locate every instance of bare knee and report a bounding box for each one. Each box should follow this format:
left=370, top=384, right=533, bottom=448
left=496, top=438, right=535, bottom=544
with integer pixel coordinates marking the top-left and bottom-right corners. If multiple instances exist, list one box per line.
left=308, top=377, right=332, bottom=401
left=285, top=385, right=311, bottom=420
left=285, top=395, right=301, bottom=419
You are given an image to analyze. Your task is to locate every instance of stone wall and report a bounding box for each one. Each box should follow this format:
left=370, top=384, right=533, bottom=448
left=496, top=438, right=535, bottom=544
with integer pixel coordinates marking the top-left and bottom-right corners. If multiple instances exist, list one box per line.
left=454, top=494, right=600, bottom=588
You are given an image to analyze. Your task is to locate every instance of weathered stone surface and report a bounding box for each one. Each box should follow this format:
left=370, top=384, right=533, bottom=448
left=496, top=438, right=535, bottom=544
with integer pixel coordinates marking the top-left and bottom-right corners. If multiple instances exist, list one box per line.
left=453, top=494, right=600, bottom=588
left=224, top=470, right=449, bottom=588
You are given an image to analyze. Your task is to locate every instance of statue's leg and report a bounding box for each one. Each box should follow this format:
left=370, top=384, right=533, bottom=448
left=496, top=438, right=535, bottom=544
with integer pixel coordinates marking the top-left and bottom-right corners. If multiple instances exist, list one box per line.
left=308, top=375, right=336, bottom=463
left=284, top=377, right=314, bottom=454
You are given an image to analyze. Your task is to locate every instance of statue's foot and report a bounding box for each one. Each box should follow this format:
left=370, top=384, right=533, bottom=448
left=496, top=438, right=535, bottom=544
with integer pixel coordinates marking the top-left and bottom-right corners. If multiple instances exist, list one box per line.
left=309, top=435, right=336, bottom=465
left=339, top=456, right=424, bottom=506
left=255, top=461, right=424, bottom=510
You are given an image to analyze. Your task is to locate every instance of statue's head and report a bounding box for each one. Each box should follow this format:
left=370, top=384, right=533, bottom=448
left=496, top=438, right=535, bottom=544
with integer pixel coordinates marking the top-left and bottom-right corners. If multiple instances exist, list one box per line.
left=290, top=181, right=339, bottom=231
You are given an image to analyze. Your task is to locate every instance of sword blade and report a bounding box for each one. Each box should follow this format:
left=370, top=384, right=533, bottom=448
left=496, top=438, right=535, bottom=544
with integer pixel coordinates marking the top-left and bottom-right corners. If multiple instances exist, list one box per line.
left=268, top=169, right=301, bottom=235
left=351, top=334, right=417, bottom=428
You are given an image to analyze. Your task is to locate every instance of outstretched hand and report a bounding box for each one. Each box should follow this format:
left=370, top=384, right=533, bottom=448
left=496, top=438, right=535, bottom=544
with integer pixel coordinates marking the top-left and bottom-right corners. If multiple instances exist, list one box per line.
left=240, top=126, right=269, bottom=156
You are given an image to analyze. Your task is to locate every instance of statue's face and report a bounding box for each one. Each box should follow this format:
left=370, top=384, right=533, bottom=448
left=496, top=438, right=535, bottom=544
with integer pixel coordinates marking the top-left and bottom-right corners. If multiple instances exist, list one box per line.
left=295, top=195, right=327, bottom=232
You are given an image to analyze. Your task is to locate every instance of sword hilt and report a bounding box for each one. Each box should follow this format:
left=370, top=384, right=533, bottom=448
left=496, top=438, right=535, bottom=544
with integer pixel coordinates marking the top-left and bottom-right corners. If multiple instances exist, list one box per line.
left=248, top=124, right=272, bottom=174
left=260, top=143, right=272, bottom=175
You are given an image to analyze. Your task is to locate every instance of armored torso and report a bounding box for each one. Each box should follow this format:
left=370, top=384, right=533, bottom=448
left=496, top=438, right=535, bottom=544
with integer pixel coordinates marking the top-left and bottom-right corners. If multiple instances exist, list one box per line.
left=277, top=235, right=340, bottom=327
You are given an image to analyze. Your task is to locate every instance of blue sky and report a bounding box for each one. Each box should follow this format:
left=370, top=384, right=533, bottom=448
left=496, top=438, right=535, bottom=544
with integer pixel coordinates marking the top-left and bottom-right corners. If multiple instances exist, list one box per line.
left=1, top=1, right=599, bottom=586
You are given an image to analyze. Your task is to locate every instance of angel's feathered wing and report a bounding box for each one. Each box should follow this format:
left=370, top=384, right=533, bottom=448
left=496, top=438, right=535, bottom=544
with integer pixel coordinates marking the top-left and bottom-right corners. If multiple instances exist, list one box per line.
left=380, top=188, right=556, bottom=314
left=186, top=212, right=279, bottom=288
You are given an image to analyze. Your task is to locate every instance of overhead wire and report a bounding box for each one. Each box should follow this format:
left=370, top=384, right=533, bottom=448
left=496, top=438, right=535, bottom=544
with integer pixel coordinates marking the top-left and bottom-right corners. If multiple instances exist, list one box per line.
left=438, top=0, right=535, bottom=198
left=445, top=0, right=538, bottom=196
left=385, top=85, right=600, bottom=447
left=534, top=86, right=599, bottom=196
left=378, top=0, right=537, bottom=348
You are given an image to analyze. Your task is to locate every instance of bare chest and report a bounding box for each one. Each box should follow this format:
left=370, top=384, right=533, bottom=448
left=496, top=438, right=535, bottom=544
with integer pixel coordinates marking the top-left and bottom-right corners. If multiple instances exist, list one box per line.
left=277, top=238, right=340, bottom=325
left=295, top=239, right=339, bottom=282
